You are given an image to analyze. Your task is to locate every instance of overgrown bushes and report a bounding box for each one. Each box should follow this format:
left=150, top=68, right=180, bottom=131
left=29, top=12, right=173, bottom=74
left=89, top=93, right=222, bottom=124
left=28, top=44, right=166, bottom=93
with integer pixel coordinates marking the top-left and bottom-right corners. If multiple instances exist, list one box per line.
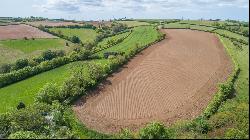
left=0, top=102, right=77, bottom=139
left=139, top=122, right=173, bottom=139
left=203, top=35, right=240, bottom=119
left=0, top=49, right=66, bottom=74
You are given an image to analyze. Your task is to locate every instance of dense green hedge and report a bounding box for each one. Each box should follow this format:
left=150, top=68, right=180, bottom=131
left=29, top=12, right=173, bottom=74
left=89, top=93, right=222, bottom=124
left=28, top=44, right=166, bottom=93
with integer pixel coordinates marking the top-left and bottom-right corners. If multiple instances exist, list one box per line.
left=202, top=35, right=240, bottom=118
left=0, top=50, right=66, bottom=74
left=0, top=49, right=90, bottom=88
left=92, top=30, right=132, bottom=54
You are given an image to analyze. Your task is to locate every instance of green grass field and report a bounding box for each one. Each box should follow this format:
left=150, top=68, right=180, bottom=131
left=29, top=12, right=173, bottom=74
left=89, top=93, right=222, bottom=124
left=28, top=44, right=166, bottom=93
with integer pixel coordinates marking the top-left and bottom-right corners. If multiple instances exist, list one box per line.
left=0, top=62, right=73, bottom=113
left=0, top=60, right=109, bottom=114
left=0, top=38, right=68, bottom=65
left=0, top=38, right=66, bottom=53
left=95, top=26, right=159, bottom=57
left=204, top=36, right=249, bottom=138
left=93, top=31, right=131, bottom=52
left=190, top=25, right=216, bottom=31
left=49, top=28, right=98, bottom=43
left=164, top=23, right=190, bottom=28
left=117, top=20, right=150, bottom=27
left=178, top=20, right=238, bottom=26
left=214, top=29, right=248, bottom=42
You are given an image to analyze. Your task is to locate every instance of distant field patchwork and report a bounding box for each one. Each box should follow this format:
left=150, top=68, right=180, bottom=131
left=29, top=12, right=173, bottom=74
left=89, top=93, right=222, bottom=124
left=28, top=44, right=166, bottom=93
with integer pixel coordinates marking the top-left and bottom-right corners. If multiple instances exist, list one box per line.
left=117, top=20, right=150, bottom=27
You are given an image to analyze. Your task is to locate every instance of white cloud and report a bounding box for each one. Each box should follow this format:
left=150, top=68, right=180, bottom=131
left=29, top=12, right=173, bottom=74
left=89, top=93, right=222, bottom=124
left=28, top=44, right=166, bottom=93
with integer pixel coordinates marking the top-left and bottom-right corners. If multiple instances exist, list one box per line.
left=34, top=0, right=249, bottom=13
left=32, top=0, right=249, bottom=20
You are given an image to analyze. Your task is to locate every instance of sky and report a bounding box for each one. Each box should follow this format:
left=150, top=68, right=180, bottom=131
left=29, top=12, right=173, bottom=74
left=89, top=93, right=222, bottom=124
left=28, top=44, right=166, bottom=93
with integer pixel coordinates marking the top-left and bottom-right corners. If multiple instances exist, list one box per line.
left=0, top=0, right=249, bottom=21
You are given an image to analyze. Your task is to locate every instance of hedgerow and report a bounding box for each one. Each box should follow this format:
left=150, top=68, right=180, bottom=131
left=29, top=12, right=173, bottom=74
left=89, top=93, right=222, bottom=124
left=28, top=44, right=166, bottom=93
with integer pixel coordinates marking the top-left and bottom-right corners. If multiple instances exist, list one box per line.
left=202, top=35, right=240, bottom=119
left=0, top=49, right=90, bottom=88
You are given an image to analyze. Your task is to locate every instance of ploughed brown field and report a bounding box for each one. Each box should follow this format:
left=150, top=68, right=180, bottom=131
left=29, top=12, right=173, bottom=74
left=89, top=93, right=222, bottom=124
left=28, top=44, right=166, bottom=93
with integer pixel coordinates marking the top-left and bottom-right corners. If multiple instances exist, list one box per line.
left=73, top=29, right=232, bottom=133
left=26, top=21, right=84, bottom=27
left=0, top=24, right=56, bottom=40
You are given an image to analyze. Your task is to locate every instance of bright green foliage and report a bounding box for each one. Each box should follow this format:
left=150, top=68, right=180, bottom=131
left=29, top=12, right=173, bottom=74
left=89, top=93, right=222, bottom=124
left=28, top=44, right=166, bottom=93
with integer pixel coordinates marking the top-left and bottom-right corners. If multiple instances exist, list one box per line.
left=8, top=131, right=43, bottom=139
left=116, top=129, right=135, bottom=139
left=36, top=83, right=62, bottom=104
left=139, top=122, right=172, bottom=139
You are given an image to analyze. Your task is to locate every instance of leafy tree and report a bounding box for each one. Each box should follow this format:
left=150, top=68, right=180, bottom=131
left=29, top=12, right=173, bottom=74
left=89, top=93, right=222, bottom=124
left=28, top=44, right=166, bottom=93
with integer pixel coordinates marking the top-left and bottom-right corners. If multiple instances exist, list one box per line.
left=15, top=58, right=29, bottom=69
left=9, top=103, right=50, bottom=133
left=71, top=36, right=81, bottom=43
left=38, top=24, right=45, bottom=31
left=111, top=23, right=128, bottom=34
left=17, top=102, right=25, bottom=110
left=36, top=83, right=62, bottom=104
left=42, top=50, right=57, bottom=61
left=139, top=122, right=172, bottom=139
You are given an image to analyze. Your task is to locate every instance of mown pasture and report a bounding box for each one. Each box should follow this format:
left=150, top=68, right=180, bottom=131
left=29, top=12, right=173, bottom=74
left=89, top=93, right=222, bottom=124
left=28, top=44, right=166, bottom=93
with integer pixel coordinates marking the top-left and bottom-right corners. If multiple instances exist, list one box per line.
left=117, top=20, right=150, bottom=27
left=0, top=38, right=68, bottom=65
left=94, top=26, right=160, bottom=57
left=49, top=28, right=98, bottom=43
left=0, top=60, right=109, bottom=113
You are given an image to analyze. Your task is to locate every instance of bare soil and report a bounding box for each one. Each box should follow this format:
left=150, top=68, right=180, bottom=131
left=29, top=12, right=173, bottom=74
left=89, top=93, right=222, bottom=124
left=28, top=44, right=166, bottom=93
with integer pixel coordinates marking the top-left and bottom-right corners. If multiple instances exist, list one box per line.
left=0, top=24, right=56, bottom=40
left=73, top=29, right=233, bottom=134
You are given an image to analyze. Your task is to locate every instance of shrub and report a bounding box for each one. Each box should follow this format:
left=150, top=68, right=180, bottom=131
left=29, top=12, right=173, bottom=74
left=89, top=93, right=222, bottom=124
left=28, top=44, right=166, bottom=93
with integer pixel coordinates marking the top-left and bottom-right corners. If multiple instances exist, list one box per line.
left=117, top=128, right=135, bottom=139
left=0, top=64, right=12, bottom=74
left=17, top=102, right=26, bottom=110
left=9, top=103, right=50, bottom=133
left=8, top=131, right=42, bottom=139
left=0, top=114, right=11, bottom=138
left=193, top=117, right=211, bottom=134
left=36, top=83, right=62, bottom=104
left=55, top=50, right=66, bottom=57
left=71, top=36, right=81, bottom=43
left=33, top=56, right=44, bottom=63
left=139, top=122, right=172, bottom=139
left=208, top=111, right=235, bottom=129
left=15, top=58, right=29, bottom=70
left=203, top=82, right=235, bottom=118
left=42, top=50, right=57, bottom=61
left=28, top=59, right=39, bottom=67
left=52, top=126, right=76, bottom=139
